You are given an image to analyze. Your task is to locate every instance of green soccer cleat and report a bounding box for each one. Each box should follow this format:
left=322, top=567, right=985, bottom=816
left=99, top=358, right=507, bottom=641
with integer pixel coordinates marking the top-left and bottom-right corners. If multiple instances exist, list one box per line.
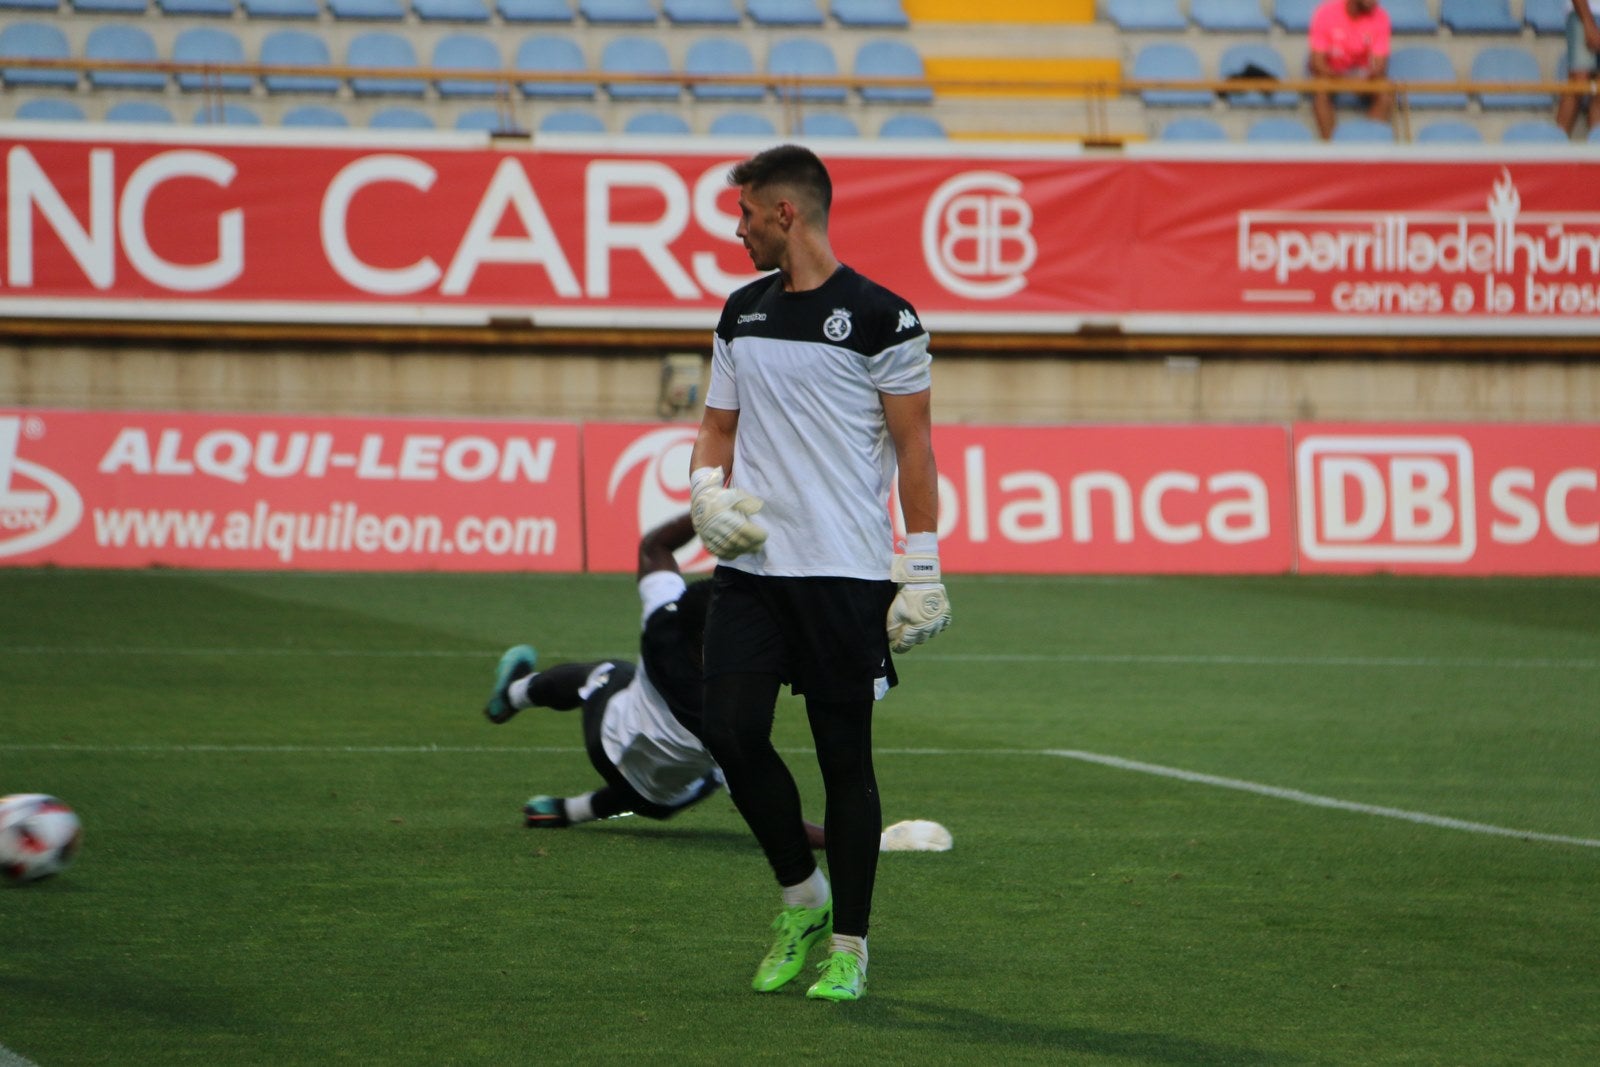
left=751, top=903, right=832, bottom=993
left=523, top=795, right=570, bottom=829
left=484, top=645, right=537, bottom=725
left=805, top=951, right=865, bottom=1002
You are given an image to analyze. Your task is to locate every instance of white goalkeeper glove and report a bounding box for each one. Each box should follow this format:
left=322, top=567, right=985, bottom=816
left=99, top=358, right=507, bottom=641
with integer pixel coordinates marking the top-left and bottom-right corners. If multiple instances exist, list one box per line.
left=690, top=466, right=768, bottom=560
left=887, top=533, right=950, bottom=653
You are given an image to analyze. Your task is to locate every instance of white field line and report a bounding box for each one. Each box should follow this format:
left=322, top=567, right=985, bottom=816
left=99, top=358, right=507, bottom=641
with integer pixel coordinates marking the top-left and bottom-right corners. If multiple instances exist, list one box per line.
left=0, top=646, right=1595, bottom=670
left=4, top=742, right=1596, bottom=850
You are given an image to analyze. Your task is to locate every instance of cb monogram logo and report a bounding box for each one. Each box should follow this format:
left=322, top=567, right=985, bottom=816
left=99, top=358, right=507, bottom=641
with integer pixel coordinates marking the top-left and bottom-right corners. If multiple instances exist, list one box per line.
left=921, top=171, right=1037, bottom=300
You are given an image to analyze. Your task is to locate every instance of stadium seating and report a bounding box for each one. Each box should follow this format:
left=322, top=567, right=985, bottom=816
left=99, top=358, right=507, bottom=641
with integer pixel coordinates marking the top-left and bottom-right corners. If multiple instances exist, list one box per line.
left=0, top=23, right=77, bottom=87
left=879, top=113, right=945, bottom=137
left=1387, top=45, right=1468, bottom=109
left=685, top=36, right=765, bottom=100
left=415, top=0, right=493, bottom=19
left=16, top=97, right=85, bottom=120
left=0, top=0, right=58, bottom=10
left=1524, top=0, right=1569, bottom=34
left=74, top=0, right=150, bottom=12
left=174, top=28, right=254, bottom=93
left=798, top=112, right=858, bottom=135
left=1246, top=115, right=1315, bottom=141
left=516, top=35, right=595, bottom=97
left=1159, top=115, right=1228, bottom=140
left=1471, top=46, right=1554, bottom=110
left=708, top=110, right=776, bottom=134
left=85, top=25, right=166, bottom=91
left=538, top=107, right=606, bottom=131
left=456, top=107, right=526, bottom=131
left=624, top=110, right=692, bottom=133
left=347, top=32, right=428, bottom=96
left=241, top=0, right=321, bottom=17
left=1218, top=42, right=1297, bottom=108
left=663, top=0, right=741, bottom=23
left=261, top=30, right=340, bottom=94
left=580, top=0, right=657, bottom=22
left=1439, top=0, right=1520, bottom=34
left=159, top=0, right=235, bottom=15
left=600, top=35, right=678, bottom=99
left=1132, top=43, right=1213, bottom=106
left=1105, top=0, right=1187, bottom=31
left=1330, top=115, right=1394, bottom=142
left=1589, top=126, right=1600, bottom=143
left=283, top=105, right=350, bottom=126
left=1501, top=118, right=1569, bottom=142
left=768, top=36, right=846, bottom=102
left=371, top=106, right=435, bottom=127
left=1384, top=0, right=1439, bottom=33
left=1190, top=0, right=1270, bottom=32
left=498, top=0, right=576, bottom=19
left=831, top=0, right=910, bottom=28
left=194, top=102, right=262, bottom=125
left=328, top=0, right=406, bottom=19
left=105, top=100, right=175, bottom=123
left=1414, top=119, right=1484, bottom=142
left=1271, top=0, right=1316, bottom=32
left=854, top=39, right=932, bottom=103
left=433, top=34, right=504, bottom=96
left=746, top=0, right=825, bottom=25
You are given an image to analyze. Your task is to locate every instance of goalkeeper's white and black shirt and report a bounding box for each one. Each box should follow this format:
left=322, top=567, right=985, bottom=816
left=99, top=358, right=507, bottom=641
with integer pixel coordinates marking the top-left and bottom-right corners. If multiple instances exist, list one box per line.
left=705, top=265, right=932, bottom=581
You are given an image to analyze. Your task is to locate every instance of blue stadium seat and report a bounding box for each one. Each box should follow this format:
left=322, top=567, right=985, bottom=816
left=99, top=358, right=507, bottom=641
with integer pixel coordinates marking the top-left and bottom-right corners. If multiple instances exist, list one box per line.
left=685, top=37, right=764, bottom=101
left=747, top=0, right=824, bottom=25
left=663, top=0, right=740, bottom=22
left=831, top=0, right=909, bottom=28
left=1190, top=0, right=1269, bottom=31
left=348, top=32, right=427, bottom=95
left=283, top=105, right=350, bottom=126
left=538, top=107, right=606, bottom=131
left=433, top=34, right=504, bottom=96
left=1104, top=0, right=1188, bottom=31
left=174, top=27, right=253, bottom=93
left=1471, top=46, right=1554, bottom=109
left=515, top=35, right=595, bottom=97
left=159, top=0, right=235, bottom=15
left=1524, top=0, right=1568, bottom=33
left=106, top=100, right=175, bottom=123
left=1383, top=0, right=1438, bottom=32
left=1388, top=45, right=1468, bottom=109
left=1414, top=119, right=1484, bottom=143
left=1501, top=119, right=1570, bottom=142
left=415, top=0, right=492, bottom=18
left=0, top=23, right=77, bottom=87
left=498, top=0, right=574, bottom=19
left=1218, top=43, right=1296, bottom=107
left=600, top=35, right=678, bottom=99
left=854, top=38, right=930, bottom=103
left=1440, top=0, right=1519, bottom=33
left=879, top=113, right=945, bottom=138
left=241, top=0, right=321, bottom=17
left=580, top=0, right=656, bottom=21
left=624, top=110, right=692, bottom=133
left=194, top=103, right=262, bottom=125
left=370, top=106, right=435, bottom=127
left=768, top=36, right=845, bottom=102
left=328, top=0, right=405, bottom=18
left=74, top=0, right=150, bottom=13
left=0, top=0, right=59, bottom=10
left=1246, top=115, right=1314, bottom=141
left=1589, top=126, right=1600, bottom=143
left=86, top=25, right=166, bottom=91
left=1330, top=116, right=1394, bottom=142
left=16, top=98, right=85, bottom=120
left=456, top=108, right=527, bottom=131
left=1271, top=0, right=1314, bottom=31
left=1159, top=116, right=1228, bottom=141
left=261, top=30, right=340, bottom=94
left=797, top=112, right=858, bottom=136
left=708, top=110, right=776, bottom=135
left=1131, top=43, right=1212, bottom=106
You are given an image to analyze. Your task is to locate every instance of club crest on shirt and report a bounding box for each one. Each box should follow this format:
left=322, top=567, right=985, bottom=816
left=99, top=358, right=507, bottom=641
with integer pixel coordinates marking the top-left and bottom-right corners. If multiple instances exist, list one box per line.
left=823, top=308, right=853, bottom=342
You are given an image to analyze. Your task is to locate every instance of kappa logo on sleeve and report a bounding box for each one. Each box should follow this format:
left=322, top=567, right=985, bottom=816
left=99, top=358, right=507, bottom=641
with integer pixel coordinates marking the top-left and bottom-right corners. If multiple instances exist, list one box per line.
left=895, top=309, right=919, bottom=332
left=0, top=415, right=83, bottom=559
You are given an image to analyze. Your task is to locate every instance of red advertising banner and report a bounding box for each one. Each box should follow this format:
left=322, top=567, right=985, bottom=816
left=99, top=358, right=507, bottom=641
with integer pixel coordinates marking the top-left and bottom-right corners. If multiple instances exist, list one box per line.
left=583, top=421, right=1295, bottom=575
left=4, top=129, right=1596, bottom=335
left=0, top=408, right=583, bottom=571
left=1293, top=422, right=1600, bottom=575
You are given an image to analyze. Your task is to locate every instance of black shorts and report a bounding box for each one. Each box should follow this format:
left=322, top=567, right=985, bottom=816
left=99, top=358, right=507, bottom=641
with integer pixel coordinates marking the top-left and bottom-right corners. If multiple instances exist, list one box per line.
left=702, top=566, right=898, bottom=703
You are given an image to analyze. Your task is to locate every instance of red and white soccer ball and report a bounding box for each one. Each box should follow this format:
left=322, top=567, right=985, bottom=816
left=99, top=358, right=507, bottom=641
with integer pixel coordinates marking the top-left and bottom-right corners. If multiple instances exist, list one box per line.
left=0, top=793, right=83, bottom=885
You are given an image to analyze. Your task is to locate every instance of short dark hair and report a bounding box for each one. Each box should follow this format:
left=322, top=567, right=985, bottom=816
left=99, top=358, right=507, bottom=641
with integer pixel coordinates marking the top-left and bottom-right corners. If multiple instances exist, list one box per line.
left=727, top=144, right=832, bottom=221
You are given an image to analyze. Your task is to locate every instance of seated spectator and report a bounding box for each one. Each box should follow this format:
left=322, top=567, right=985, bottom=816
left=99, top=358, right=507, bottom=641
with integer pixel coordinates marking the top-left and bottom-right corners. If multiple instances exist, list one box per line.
left=1307, top=0, right=1392, bottom=140
left=1556, top=0, right=1600, bottom=134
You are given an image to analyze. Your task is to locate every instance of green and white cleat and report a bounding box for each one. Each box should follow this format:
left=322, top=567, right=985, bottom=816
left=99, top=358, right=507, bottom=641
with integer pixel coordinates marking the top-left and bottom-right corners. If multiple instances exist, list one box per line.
left=751, top=903, right=832, bottom=993
left=805, top=951, right=865, bottom=1002
left=523, top=795, right=570, bottom=828
left=484, top=645, right=537, bottom=725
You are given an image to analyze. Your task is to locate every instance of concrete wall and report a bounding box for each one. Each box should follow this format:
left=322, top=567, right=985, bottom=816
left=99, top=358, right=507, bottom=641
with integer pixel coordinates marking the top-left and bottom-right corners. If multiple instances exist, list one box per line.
left=3, top=339, right=1599, bottom=424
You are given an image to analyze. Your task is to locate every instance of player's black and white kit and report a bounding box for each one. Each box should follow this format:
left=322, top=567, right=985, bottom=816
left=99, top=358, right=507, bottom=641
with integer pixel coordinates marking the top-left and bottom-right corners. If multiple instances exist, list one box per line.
left=576, top=570, right=721, bottom=817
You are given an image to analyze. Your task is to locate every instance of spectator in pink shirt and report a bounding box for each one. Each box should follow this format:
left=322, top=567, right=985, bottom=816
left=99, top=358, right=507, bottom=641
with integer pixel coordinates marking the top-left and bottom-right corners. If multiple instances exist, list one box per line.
left=1308, top=0, right=1393, bottom=139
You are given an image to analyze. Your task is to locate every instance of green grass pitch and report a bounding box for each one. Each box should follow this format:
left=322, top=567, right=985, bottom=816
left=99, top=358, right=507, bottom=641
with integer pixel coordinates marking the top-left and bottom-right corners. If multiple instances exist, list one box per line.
left=2, top=569, right=1597, bottom=1065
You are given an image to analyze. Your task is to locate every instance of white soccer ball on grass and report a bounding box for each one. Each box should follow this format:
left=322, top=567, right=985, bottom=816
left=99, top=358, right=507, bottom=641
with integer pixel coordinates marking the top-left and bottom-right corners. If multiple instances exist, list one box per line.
left=0, top=793, right=83, bottom=885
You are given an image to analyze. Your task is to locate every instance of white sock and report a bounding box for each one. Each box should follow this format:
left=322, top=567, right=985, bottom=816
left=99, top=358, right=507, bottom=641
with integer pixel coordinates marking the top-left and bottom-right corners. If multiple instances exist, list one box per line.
left=564, top=792, right=596, bottom=824
left=830, top=934, right=867, bottom=969
left=780, top=867, right=830, bottom=910
left=507, top=674, right=536, bottom=710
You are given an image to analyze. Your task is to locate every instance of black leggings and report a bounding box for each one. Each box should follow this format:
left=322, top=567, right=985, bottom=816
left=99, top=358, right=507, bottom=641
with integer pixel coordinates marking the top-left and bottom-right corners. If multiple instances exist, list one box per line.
left=701, top=672, right=881, bottom=937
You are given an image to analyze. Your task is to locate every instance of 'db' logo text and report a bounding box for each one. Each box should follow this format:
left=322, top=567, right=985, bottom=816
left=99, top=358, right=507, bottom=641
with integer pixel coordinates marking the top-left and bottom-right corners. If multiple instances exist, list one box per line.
left=1296, top=435, right=1474, bottom=563
left=0, top=416, right=83, bottom=558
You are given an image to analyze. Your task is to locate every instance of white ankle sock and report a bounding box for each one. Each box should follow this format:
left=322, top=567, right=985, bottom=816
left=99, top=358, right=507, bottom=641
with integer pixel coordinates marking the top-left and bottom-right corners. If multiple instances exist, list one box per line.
left=507, top=675, right=536, bottom=710
left=830, top=934, right=867, bottom=968
left=564, top=792, right=596, bottom=824
left=781, top=867, right=830, bottom=910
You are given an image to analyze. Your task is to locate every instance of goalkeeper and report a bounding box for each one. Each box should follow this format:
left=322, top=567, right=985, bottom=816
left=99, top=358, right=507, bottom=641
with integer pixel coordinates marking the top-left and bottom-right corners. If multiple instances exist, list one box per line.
left=689, top=143, right=950, bottom=1004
